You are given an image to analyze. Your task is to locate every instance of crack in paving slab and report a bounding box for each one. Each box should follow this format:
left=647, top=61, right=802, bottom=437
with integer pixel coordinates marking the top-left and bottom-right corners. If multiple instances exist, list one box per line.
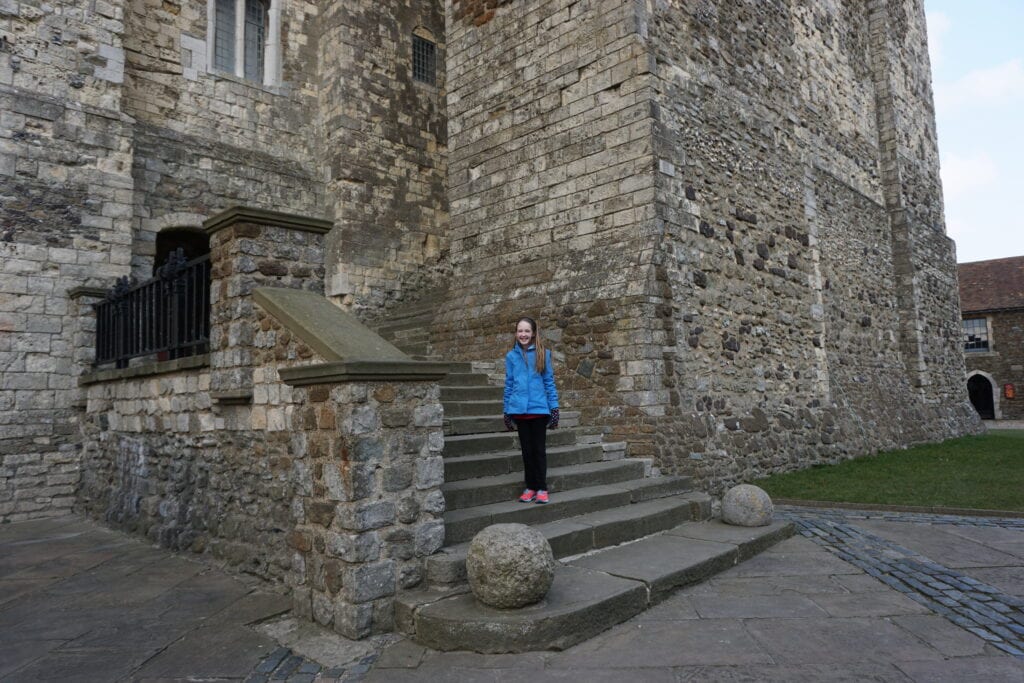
left=782, top=508, right=1024, bottom=658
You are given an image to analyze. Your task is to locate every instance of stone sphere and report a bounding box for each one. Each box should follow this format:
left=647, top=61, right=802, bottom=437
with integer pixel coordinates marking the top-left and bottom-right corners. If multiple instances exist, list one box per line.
left=722, top=484, right=774, bottom=527
left=466, top=523, right=556, bottom=609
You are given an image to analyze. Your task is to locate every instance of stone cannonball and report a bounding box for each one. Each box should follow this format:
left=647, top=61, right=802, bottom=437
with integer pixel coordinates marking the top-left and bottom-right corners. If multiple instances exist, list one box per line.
left=466, top=523, right=556, bottom=609
left=721, top=484, right=774, bottom=527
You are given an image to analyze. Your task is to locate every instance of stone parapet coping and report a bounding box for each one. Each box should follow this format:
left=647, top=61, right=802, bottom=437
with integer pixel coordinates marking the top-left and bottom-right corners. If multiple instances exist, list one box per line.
left=203, top=206, right=332, bottom=235
left=254, top=287, right=410, bottom=362
left=776, top=498, right=1024, bottom=519
left=79, top=354, right=209, bottom=386
left=279, top=360, right=450, bottom=386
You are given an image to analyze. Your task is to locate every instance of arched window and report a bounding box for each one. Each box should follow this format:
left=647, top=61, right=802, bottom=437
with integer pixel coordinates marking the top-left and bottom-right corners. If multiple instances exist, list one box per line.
left=210, top=0, right=281, bottom=86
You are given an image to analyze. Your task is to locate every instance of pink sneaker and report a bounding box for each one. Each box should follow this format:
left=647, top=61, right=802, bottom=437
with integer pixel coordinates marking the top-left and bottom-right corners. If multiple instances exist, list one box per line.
left=535, top=490, right=549, bottom=504
left=518, top=489, right=536, bottom=503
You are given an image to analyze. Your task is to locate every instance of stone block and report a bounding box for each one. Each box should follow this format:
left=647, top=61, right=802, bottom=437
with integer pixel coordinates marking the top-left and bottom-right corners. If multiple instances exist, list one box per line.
left=325, top=530, right=380, bottom=563
left=336, top=501, right=396, bottom=532
left=334, top=601, right=374, bottom=639
left=415, top=518, right=445, bottom=556
left=343, top=560, right=396, bottom=603
left=415, top=455, right=444, bottom=489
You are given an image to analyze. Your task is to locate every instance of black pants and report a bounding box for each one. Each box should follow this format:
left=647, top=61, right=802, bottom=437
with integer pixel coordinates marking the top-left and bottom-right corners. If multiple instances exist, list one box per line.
left=516, top=418, right=548, bottom=491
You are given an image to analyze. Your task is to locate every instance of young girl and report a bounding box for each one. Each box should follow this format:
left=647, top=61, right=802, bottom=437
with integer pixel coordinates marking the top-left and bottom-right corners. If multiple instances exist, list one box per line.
left=503, top=316, right=560, bottom=504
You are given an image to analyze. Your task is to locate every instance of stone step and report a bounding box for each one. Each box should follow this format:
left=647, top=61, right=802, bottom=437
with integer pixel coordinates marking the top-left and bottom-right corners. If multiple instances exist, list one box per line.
left=440, top=372, right=490, bottom=387
left=442, top=428, right=578, bottom=458
left=379, top=295, right=445, bottom=321
left=377, top=316, right=433, bottom=334
left=443, top=443, right=605, bottom=482
left=441, top=400, right=504, bottom=417
left=442, top=477, right=693, bottom=544
left=443, top=411, right=579, bottom=436
left=378, top=325, right=430, bottom=339
left=400, top=519, right=794, bottom=652
left=426, top=493, right=711, bottom=587
left=441, top=385, right=503, bottom=402
left=442, top=459, right=647, bottom=511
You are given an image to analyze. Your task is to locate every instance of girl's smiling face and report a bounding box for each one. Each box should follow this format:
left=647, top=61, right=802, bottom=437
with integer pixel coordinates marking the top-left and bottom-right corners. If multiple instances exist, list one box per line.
left=516, top=320, right=534, bottom=348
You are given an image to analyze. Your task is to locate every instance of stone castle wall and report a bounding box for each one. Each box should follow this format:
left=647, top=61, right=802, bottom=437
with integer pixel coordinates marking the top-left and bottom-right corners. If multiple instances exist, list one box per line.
left=318, top=1, right=449, bottom=313
left=435, top=0, right=667, bottom=435
left=120, top=0, right=324, bottom=275
left=434, top=0, right=980, bottom=492
left=1, top=0, right=135, bottom=521
left=3, top=0, right=980, bottom=524
left=1, top=0, right=450, bottom=523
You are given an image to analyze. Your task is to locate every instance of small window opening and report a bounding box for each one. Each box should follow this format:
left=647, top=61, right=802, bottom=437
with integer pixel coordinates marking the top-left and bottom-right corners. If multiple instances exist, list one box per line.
left=412, top=34, right=436, bottom=86
left=214, top=0, right=235, bottom=72
left=212, top=0, right=270, bottom=83
left=244, top=0, right=267, bottom=81
left=962, top=317, right=989, bottom=352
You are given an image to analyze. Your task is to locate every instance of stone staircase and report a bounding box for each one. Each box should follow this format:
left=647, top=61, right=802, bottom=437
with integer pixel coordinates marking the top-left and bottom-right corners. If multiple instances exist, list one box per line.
left=374, top=299, right=794, bottom=653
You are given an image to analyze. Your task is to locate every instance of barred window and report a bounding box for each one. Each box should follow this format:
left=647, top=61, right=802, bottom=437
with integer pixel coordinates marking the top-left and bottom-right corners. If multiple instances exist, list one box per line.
left=963, top=317, right=989, bottom=352
left=412, top=34, right=436, bottom=86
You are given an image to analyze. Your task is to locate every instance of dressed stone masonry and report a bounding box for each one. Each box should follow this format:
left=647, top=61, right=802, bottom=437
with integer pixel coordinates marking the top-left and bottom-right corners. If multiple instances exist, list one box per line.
left=78, top=208, right=449, bottom=638
left=430, top=0, right=981, bottom=495
left=1, top=0, right=980, bottom=574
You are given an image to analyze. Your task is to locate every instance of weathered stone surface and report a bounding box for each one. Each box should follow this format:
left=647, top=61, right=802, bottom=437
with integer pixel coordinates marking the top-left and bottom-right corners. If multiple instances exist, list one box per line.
left=465, top=524, right=556, bottom=609
left=415, top=566, right=647, bottom=653
left=722, top=485, right=774, bottom=528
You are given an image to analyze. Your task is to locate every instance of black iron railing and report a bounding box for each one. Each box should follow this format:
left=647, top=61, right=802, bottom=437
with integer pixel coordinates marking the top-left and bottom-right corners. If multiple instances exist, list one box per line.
left=95, top=249, right=211, bottom=368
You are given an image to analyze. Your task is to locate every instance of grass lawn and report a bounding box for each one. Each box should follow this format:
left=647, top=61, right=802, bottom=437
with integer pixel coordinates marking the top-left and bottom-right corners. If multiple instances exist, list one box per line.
left=754, top=430, right=1024, bottom=512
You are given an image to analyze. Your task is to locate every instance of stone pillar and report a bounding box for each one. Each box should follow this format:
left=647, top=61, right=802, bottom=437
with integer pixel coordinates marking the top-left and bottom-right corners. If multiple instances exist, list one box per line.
left=246, top=295, right=449, bottom=639
left=285, top=379, right=446, bottom=639
left=204, top=206, right=331, bottom=403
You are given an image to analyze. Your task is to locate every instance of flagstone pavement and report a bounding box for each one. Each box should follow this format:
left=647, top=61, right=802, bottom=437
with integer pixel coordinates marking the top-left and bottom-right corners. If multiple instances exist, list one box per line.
left=1, top=508, right=1022, bottom=682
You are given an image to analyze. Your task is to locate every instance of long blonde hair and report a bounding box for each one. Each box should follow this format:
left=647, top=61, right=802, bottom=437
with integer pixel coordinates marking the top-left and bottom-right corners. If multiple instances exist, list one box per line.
left=516, top=317, right=546, bottom=373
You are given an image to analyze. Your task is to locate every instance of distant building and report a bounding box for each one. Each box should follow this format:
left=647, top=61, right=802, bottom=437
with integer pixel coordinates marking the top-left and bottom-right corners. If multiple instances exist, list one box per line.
left=959, top=257, right=1024, bottom=420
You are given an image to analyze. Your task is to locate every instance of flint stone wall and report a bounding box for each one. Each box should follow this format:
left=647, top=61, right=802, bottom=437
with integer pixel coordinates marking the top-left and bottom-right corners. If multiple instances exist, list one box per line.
left=435, top=0, right=980, bottom=494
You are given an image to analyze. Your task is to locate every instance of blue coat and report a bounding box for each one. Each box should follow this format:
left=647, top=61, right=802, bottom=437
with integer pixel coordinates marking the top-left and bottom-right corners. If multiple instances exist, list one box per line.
left=503, top=345, right=559, bottom=415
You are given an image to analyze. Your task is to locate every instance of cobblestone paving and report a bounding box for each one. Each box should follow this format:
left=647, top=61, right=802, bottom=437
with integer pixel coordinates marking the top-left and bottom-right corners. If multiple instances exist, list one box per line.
left=245, top=646, right=379, bottom=683
left=784, top=505, right=1024, bottom=529
left=783, top=506, right=1024, bottom=658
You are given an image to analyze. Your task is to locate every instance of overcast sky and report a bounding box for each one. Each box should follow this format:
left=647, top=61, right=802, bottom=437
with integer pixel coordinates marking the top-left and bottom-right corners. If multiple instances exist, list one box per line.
left=925, top=1, right=1024, bottom=264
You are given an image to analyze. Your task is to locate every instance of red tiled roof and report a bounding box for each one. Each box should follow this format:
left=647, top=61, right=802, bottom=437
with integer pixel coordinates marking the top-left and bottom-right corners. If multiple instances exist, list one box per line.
left=958, top=256, right=1024, bottom=313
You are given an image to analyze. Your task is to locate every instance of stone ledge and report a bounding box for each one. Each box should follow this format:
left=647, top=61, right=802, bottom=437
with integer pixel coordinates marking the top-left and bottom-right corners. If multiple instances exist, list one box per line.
left=211, top=389, right=254, bottom=405
left=203, top=206, right=332, bottom=235
left=279, top=361, right=450, bottom=386
left=68, top=286, right=110, bottom=300
left=79, top=354, right=209, bottom=385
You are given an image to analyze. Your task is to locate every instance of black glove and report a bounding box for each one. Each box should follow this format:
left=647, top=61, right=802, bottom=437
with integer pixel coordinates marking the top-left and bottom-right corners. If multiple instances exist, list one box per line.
left=548, top=408, right=560, bottom=429
left=503, top=414, right=515, bottom=431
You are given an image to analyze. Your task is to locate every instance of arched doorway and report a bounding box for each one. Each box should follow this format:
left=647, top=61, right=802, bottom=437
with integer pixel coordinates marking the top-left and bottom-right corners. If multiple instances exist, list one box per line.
left=155, top=228, right=209, bottom=266
left=967, top=373, right=996, bottom=419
